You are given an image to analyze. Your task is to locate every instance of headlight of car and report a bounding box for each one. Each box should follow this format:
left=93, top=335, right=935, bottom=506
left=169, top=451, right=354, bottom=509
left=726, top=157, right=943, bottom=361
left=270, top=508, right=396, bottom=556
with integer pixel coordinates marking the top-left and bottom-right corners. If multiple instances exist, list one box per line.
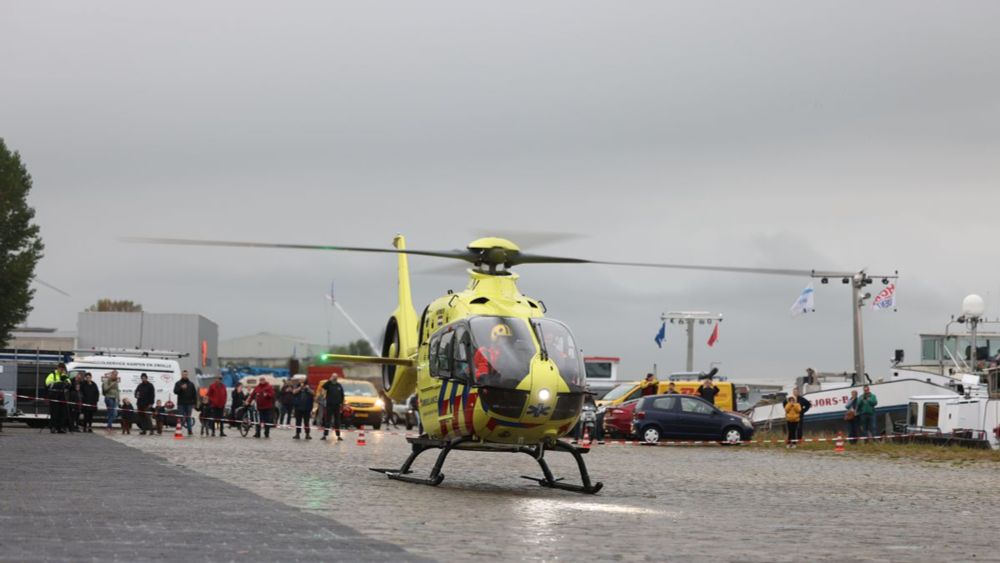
left=740, top=417, right=752, bottom=428
left=375, top=398, right=385, bottom=409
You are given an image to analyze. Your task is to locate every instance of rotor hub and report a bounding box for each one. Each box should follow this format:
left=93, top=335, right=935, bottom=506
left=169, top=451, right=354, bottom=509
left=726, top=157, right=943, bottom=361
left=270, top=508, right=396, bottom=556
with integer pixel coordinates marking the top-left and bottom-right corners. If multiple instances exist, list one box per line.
left=467, top=238, right=521, bottom=272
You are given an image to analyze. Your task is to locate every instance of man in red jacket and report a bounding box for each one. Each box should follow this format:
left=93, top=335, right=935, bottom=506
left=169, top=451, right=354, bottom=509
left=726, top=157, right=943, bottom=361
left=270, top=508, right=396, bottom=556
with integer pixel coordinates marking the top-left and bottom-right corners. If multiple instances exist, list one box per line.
left=246, top=379, right=276, bottom=438
left=207, top=375, right=228, bottom=437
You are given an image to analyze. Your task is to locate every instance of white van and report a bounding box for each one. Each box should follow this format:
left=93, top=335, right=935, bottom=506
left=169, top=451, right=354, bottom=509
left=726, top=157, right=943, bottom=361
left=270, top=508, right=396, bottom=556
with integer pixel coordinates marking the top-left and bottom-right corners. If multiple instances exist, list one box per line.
left=67, top=355, right=183, bottom=407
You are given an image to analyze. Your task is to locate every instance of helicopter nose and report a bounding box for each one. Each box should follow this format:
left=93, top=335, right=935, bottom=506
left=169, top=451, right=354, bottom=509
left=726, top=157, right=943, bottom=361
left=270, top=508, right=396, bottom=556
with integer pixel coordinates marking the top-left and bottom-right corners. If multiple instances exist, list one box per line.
left=526, top=364, right=566, bottom=441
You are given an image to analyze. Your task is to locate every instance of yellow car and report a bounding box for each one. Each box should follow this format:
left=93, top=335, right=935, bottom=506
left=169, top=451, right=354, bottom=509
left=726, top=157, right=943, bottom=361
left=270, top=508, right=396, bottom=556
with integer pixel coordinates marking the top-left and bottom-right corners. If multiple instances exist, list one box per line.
left=339, top=379, right=385, bottom=430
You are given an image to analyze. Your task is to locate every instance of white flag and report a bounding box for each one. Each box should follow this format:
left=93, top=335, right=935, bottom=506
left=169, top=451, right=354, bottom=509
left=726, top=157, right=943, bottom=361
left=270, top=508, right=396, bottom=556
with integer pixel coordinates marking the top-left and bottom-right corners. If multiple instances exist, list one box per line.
left=790, top=283, right=815, bottom=317
left=871, top=282, right=897, bottom=311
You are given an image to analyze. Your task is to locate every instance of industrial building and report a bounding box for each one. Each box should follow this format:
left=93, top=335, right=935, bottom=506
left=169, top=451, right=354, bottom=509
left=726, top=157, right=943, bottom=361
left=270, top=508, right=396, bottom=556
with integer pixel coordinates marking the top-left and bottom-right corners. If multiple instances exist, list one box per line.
left=219, top=332, right=326, bottom=369
left=77, top=312, right=219, bottom=377
left=4, top=327, right=77, bottom=352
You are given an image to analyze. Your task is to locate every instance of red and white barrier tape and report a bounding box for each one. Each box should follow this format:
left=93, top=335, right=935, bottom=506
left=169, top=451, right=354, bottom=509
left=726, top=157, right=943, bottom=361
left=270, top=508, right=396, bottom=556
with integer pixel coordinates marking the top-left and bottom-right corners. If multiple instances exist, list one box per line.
left=595, top=433, right=921, bottom=447
left=14, top=393, right=925, bottom=446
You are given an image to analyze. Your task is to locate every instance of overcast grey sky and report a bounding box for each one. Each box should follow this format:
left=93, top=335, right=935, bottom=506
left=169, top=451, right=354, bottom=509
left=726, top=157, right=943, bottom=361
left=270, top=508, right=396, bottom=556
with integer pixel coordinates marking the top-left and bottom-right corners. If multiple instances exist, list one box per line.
left=3, top=1, right=999, bottom=383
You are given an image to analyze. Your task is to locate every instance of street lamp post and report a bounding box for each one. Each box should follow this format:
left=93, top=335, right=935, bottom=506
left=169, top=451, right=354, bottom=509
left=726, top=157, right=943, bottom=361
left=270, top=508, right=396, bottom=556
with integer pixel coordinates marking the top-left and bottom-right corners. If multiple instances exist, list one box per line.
left=962, top=294, right=986, bottom=373
left=810, top=270, right=898, bottom=384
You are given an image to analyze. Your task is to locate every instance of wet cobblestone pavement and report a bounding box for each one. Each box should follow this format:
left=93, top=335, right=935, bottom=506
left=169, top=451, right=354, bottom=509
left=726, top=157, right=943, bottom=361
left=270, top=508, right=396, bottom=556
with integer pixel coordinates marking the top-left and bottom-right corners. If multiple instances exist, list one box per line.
left=0, top=427, right=421, bottom=562
left=95, top=426, right=1000, bottom=562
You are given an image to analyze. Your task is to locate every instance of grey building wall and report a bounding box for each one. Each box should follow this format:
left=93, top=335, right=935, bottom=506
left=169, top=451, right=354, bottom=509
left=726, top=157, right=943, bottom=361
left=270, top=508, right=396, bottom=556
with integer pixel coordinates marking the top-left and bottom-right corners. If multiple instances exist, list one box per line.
left=77, top=312, right=219, bottom=379
left=7, top=330, right=77, bottom=352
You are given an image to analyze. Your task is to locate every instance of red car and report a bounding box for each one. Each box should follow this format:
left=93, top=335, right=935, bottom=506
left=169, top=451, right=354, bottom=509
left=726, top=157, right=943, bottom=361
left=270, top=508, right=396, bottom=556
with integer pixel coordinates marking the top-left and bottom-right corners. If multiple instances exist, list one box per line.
left=603, top=399, right=640, bottom=439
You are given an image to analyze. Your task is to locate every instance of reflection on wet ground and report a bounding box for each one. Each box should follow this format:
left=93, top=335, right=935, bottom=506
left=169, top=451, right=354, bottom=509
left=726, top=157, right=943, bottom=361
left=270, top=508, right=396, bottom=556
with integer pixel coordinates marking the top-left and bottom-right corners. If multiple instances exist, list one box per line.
left=109, top=430, right=1000, bottom=561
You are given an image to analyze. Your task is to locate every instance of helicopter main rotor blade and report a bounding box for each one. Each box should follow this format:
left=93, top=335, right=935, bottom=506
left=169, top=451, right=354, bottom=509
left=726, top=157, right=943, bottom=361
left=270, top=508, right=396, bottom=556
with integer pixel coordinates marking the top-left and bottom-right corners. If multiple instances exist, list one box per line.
left=122, top=237, right=477, bottom=262
left=34, top=278, right=71, bottom=296
left=511, top=253, right=814, bottom=277
left=125, top=237, right=816, bottom=277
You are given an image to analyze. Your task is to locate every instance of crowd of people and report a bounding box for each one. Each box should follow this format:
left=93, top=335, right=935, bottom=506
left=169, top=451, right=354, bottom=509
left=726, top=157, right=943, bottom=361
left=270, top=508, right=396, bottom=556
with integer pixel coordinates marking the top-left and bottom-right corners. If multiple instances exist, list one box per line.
left=40, top=361, right=884, bottom=446
left=44, top=363, right=104, bottom=433
left=42, top=364, right=364, bottom=440
left=783, top=368, right=880, bottom=447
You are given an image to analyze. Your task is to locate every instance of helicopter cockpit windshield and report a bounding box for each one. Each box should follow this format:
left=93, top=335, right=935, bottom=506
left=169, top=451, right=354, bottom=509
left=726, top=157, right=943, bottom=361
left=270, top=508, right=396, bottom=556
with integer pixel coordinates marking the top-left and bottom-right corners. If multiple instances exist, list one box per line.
left=531, top=318, right=585, bottom=392
left=468, top=316, right=536, bottom=389
left=428, top=316, right=586, bottom=392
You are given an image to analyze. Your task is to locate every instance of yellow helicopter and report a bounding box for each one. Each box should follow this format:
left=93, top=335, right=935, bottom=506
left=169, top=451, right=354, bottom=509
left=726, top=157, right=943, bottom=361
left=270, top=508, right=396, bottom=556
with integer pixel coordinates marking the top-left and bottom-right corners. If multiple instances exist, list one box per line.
left=129, top=233, right=819, bottom=494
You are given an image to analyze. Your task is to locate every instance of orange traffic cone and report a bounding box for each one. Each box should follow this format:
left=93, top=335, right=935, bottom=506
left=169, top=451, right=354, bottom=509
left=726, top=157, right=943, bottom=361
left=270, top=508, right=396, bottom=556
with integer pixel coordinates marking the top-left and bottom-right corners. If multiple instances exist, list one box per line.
left=834, top=432, right=845, bottom=453
left=356, top=424, right=366, bottom=446
left=581, top=425, right=591, bottom=449
left=174, top=418, right=184, bottom=440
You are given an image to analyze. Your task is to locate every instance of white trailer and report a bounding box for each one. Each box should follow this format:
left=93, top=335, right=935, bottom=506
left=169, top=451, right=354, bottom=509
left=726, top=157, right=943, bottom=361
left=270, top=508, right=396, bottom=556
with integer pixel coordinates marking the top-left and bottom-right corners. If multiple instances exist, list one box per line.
left=67, top=353, right=183, bottom=408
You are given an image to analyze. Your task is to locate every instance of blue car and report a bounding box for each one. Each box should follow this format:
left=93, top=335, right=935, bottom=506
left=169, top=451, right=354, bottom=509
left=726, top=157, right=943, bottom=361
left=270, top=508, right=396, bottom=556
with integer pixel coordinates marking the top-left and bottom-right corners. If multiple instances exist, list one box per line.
left=632, top=394, right=754, bottom=445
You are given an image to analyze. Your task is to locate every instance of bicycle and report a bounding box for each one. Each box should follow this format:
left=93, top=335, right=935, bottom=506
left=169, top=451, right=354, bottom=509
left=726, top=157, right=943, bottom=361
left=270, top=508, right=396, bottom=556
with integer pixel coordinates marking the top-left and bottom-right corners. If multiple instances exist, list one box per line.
left=236, top=404, right=260, bottom=437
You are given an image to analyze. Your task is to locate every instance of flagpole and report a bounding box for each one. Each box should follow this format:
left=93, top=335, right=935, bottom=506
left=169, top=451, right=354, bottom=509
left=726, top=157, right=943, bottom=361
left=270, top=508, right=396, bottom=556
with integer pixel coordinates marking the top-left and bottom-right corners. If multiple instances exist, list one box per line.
left=661, top=311, right=722, bottom=374
left=851, top=274, right=867, bottom=384
left=686, top=320, right=694, bottom=372
left=809, top=270, right=898, bottom=385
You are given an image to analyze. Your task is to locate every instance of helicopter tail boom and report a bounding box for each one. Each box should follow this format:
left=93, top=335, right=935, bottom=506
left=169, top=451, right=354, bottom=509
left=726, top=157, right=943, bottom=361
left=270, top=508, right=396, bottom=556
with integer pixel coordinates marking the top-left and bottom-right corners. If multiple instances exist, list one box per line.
left=383, top=234, right=420, bottom=402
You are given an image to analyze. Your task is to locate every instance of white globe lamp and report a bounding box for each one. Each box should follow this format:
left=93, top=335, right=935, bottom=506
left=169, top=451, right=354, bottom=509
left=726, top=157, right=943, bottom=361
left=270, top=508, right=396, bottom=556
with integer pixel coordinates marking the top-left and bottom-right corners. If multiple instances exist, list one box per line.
left=962, top=294, right=985, bottom=318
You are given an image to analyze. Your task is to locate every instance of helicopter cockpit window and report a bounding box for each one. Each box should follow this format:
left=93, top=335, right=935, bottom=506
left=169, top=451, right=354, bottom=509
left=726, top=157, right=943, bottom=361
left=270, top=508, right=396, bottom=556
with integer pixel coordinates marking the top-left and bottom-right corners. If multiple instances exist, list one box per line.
left=532, top=318, right=585, bottom=392
left=452, top=327, right=473, bottom=383
left=469, top=316, right=535, bottom=389
left=429, top=331, right=453, bottom=379
left=436, top=330, right=454, bottom=378
left=428, top=333, right=441, bottom=377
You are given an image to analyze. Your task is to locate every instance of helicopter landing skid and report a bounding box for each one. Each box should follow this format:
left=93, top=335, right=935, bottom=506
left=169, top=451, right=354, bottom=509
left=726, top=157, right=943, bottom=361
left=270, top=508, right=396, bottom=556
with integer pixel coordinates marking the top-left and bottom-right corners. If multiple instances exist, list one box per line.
left=519, top=440, right=604, bottom=494
left=369, top=436, right=603, bottom=494
left=369, top=435, right=473, bottom=487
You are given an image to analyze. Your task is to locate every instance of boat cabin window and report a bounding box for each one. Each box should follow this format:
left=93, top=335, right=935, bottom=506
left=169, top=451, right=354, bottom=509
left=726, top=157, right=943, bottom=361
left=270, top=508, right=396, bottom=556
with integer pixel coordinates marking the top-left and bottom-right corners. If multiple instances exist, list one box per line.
left=964, top=344, right=991, bottom=363
left=532, top=318, right=585, bottom=392
left=907, top=402, right=919, bottom=426
left=923, top=402, right=940, bottom=428
left=921, top=339, right=939, bottom=362
left=938, top=336, right=996, bottom=364
left=469, top=316, right=535, bottom=389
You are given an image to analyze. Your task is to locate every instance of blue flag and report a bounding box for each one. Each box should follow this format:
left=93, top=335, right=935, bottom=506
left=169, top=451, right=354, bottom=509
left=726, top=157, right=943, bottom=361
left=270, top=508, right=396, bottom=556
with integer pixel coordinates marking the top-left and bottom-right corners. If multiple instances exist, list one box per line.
left=654, top=322, right=666, bottom=348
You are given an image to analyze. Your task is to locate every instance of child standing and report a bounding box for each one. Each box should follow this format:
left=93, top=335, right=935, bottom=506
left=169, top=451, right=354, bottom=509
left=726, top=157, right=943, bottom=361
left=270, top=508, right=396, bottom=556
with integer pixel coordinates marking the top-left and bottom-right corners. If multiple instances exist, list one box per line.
left=785, top=398, right=802, bottom=448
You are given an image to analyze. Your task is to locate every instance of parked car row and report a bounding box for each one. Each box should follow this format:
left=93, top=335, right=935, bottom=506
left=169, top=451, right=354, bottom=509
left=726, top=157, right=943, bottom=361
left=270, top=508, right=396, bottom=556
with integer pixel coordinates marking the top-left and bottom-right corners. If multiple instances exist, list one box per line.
left=600, top=394, right=754, bottom=444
